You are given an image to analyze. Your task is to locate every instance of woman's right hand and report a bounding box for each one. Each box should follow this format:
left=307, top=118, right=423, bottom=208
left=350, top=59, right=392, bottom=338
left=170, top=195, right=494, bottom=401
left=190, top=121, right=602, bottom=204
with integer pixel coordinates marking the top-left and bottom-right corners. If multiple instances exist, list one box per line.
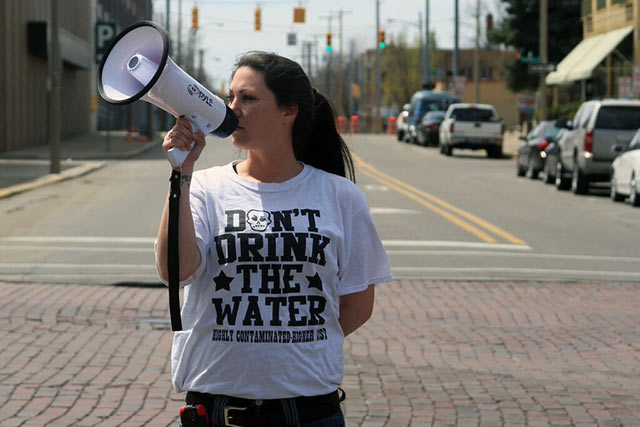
left=162, top=116, right=207, bottom=170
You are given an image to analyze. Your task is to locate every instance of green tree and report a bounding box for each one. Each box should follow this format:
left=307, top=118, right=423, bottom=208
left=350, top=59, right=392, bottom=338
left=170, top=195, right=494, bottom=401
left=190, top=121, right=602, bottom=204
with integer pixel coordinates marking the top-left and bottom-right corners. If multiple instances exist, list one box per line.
left=381, top=32, right=439, bottom=108
left=489, top=0, right=581, bottom=92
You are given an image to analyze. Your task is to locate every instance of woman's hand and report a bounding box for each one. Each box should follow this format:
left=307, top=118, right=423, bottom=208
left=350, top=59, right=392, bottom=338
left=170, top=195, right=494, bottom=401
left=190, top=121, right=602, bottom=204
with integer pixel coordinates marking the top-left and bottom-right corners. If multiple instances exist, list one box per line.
left=162, top=116, right=207, bottom=170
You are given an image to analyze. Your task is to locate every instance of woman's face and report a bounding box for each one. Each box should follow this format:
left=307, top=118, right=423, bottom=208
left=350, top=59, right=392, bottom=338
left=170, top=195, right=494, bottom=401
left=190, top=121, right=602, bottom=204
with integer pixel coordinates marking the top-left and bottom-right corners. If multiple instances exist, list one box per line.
left=228, top=66, right=296, bottom=151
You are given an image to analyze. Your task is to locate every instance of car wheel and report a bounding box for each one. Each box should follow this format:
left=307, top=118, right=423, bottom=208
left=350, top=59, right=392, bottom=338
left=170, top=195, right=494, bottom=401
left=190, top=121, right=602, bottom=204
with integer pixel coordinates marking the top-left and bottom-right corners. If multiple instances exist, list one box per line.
left=571, top=163, right=589, bottom=194
left=631, top=174, right=640, bottom=207
left=610, top=173, right=625, bottom=202
left=555, top=162, right=571, bottom=190
left=526, top=156, right=539, bottom=180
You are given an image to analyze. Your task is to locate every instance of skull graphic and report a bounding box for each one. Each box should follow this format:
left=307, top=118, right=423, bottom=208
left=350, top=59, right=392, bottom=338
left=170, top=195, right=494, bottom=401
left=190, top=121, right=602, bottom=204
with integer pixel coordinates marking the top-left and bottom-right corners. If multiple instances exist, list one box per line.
left=247, top=209, right=272, bottom=232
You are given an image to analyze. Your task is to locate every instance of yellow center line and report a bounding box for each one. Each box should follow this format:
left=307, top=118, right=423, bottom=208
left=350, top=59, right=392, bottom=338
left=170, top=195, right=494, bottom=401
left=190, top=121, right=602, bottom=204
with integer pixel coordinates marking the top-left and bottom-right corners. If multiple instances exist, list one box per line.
left=354, top=154, right=527, bottom=246
left=358, top=168, right=497, bottom=243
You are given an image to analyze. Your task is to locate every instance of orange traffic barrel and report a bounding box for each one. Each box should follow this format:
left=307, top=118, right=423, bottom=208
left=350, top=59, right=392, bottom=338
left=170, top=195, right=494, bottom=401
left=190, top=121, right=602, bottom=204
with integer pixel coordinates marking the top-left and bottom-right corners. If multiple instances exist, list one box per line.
left=337, top=116, right=348, bottom=134
left=349, top=115, right=360, bottom=134
left=386, top=116, right=397, bottom=135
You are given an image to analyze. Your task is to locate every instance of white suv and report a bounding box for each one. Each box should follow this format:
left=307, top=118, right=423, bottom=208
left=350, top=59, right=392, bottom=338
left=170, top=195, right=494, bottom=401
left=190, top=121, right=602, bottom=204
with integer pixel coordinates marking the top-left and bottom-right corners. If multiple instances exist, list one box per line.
left=557, top=99, right=640, bottom=194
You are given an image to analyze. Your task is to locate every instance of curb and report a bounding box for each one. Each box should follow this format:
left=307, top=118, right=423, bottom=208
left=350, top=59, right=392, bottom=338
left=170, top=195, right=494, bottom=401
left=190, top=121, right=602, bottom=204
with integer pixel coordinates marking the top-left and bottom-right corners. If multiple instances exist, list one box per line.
left=0, top=161, right=107, bottom=199
left=0, top=140, right=160, bottom=200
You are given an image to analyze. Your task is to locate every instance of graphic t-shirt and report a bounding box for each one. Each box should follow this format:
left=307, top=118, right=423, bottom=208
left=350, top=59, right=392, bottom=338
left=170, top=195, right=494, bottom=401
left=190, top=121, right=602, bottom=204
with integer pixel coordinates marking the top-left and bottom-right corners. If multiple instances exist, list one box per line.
left=157, top=161, right=393, bottom=399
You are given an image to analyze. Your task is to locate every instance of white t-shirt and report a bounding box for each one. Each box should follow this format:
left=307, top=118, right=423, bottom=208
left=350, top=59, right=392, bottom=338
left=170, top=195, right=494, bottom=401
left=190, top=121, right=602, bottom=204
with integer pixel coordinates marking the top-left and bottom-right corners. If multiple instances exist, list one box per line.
left=157, top=161, right=393, bottom=399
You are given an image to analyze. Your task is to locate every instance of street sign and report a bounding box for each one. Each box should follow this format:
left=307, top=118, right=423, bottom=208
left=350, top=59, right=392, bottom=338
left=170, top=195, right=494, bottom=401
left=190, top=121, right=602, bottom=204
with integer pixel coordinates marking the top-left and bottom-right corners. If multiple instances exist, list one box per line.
left=528, top=63, right=555, bottom=73
left=287, top=33, right=297, bottom=46
left=95, top=22, right=116, bottom=64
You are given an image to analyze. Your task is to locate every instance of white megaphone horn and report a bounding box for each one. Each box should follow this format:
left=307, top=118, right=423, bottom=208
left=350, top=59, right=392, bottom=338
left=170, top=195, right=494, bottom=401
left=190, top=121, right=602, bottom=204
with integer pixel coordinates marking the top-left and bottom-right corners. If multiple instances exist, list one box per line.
left=97, top=21, right=237, bottom=168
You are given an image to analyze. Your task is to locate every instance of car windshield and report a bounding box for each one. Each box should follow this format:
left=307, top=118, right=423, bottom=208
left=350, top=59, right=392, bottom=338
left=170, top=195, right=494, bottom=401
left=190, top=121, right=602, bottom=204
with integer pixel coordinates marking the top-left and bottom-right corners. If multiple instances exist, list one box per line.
left=450, top=108, right=495, bottom=122
left=543, top=124, right=560, bottom=140
left=416, top=98, right=456, bottom=121
left=594, top=106, right=640, bottom=130
left=425, top=111, right=445, bottom=121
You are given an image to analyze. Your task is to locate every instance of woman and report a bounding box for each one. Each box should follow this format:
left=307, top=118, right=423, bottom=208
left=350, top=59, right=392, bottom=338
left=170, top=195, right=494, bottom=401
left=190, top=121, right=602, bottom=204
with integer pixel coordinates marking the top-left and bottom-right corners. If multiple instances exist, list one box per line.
left=156, top=51, right=393, bottom=426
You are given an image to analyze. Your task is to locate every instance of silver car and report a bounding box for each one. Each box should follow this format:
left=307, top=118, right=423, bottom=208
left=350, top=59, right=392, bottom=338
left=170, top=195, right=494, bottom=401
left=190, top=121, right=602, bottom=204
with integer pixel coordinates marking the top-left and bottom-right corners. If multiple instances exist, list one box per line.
left=558, top=99, right=640, bottom=194
left=611, top=128, right=640, bottom=206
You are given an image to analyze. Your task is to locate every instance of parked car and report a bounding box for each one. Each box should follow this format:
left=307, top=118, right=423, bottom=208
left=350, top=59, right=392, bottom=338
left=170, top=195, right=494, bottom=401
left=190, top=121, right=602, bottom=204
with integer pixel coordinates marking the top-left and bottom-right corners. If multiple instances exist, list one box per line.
left=541, top=127, right=569, bottom=185
left=396, top=103, right=411, bottom=141
left=439, top=103, right=505, bottom=158
left=610, top=128, right=640, bottom=206
left=558, top=99, right=640, bottom=194
left=516, top=121, right=560, bottom=179
left=415, top=111, right=446, bottom=146
left=405, top=90, right=458, bottom=143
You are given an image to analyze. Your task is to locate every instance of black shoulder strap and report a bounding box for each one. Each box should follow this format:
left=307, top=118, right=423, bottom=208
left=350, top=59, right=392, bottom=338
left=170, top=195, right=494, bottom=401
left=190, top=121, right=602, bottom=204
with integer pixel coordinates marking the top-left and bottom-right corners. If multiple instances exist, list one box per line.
left=168, top=170, right=183, bottom=331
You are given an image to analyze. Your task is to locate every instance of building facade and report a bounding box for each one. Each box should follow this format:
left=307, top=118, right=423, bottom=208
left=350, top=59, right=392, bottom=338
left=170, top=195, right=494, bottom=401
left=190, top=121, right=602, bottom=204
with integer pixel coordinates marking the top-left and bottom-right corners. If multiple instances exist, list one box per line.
left=434, top=48, right=520, bottom=129
left=547, top=0, right=640, bottom=98
left=0, top=0, right=151, bottom=154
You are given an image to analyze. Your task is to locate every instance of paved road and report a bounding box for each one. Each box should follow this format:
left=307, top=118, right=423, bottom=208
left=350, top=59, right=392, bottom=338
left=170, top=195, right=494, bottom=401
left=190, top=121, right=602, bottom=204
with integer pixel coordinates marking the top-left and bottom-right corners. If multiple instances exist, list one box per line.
left=1, top=280, right=639, bottom=426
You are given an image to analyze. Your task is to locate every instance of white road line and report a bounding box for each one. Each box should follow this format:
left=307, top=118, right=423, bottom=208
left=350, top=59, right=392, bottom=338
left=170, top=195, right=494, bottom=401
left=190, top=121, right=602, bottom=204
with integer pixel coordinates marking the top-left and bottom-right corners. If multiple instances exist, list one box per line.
left=382, top=240, right=532, bottom=250
left=0, top=245, right=152, bottom=253
left=391, top=266, right=640, bottom=278
left=0, top=263, right=154, bottom=270
left=0, top=236, right=155, bottom=244
left=386, top=250, right=640, bottom=263
left=370, top=207, right=421, bottom=214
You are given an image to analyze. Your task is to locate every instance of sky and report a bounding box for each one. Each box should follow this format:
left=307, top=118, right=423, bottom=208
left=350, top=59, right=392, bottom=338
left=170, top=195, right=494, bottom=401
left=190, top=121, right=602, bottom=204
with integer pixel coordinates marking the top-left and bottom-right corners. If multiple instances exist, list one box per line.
left=151, top=0, right=506, bottom=91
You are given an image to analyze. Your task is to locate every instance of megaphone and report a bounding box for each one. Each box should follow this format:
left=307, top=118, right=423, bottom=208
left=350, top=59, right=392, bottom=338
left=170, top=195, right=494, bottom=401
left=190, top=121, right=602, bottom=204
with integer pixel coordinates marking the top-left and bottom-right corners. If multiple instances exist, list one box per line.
left=97, top=21, right=237, bottom=167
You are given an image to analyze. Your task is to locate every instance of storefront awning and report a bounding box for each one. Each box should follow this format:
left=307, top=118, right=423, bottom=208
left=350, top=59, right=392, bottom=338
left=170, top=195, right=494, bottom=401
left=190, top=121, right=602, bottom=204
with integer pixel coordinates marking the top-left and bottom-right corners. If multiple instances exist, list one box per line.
left=546, top=26, right=633, bottom=85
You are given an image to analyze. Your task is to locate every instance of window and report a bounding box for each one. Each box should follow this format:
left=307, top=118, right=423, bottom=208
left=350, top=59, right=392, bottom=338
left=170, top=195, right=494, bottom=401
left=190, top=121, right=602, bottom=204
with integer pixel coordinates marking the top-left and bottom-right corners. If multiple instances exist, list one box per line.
left=594, top=106, right=640, bottom=130
left=571, top=106, right=584, bottom=129
left=582, top=0, right=592, bottom=14
left=597, top=0, right=606, bottom=9
left=612, top=0, right=627, bottom=4
left=579, top=103, right=595, bottom=128
left=450, top=108, right=496, bottom=122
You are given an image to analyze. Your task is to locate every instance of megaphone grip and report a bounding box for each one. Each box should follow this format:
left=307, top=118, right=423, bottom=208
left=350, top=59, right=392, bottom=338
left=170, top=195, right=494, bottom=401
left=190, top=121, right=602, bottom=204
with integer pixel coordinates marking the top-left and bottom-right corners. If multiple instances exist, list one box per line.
left=167, top=114, right=210, bottom=168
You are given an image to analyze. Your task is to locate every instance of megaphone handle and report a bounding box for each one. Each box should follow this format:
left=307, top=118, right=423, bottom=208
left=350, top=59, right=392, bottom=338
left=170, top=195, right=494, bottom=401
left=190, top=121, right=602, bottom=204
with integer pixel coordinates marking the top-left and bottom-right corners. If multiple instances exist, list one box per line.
left=167, top=114, right=213, bottom=168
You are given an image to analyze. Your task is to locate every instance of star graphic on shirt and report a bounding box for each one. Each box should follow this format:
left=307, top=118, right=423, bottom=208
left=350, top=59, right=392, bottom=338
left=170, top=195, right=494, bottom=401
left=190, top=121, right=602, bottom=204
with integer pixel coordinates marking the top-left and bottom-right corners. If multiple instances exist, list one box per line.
left=213, top=271, right=233, bottom=291
left=306, top=273, right=323, bottom=292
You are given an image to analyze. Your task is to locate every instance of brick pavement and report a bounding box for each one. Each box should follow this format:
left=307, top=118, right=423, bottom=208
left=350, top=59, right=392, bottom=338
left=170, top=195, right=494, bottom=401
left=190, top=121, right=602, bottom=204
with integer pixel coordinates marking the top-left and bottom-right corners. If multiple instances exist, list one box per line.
left=0, top=280, right=639, bottom=427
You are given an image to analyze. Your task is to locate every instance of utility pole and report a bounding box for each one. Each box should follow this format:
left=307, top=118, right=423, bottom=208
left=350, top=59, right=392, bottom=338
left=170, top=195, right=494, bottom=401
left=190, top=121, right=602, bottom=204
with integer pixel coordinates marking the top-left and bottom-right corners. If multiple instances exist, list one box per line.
left=418, top=12, right=424, bottom=83
left=336, top=9, right=352, bottom=117
left=49, top=0, right=61, bottom=174
left=425, top=0, right=430, bottom=85
left=539, top=0, right=548, bottom=120
left=375, top=0, right=382, bottom=133
left=177, top=0, right=182, bottom=65
left=453, top=0, right=459, bottom=91
left=474, top=0, right=480, bottom=102
left=320, top=15, right=334, bottom=100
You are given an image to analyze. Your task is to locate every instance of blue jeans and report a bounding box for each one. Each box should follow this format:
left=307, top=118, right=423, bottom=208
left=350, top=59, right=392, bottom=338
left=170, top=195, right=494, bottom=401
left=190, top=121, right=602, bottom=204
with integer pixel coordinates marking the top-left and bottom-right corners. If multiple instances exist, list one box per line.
left=302, top=408, right=345, bottom=427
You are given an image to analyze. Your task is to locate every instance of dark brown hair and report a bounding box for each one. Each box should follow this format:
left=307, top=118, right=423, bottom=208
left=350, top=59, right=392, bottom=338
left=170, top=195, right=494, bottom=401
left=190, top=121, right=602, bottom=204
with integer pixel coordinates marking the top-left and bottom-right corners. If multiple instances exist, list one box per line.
left=232, top=51, right=355, bottom=181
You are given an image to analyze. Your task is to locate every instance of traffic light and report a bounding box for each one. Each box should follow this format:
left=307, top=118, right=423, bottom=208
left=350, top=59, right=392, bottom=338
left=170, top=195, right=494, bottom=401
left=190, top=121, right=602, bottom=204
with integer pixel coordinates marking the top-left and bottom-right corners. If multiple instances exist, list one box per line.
left=326, top=32, right=332, bottom=53
left=192, top=6, right=198, bottom=29
left=378, top=29, right=386, bottom=49
left=255, top=7, right=261, bottom=31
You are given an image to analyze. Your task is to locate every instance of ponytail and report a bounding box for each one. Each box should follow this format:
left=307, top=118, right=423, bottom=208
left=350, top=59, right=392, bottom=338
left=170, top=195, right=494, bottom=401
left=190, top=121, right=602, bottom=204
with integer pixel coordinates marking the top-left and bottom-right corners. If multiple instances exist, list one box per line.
left=232, top=52, right=355, bottom=182
left=295, top=89, right=355, bottom=182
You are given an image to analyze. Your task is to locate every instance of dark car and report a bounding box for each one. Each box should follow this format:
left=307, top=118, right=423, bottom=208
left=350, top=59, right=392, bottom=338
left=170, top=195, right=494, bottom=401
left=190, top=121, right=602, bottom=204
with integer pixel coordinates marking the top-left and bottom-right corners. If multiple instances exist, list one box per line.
left=415, top=111, right=445, bottom=146
left=516, top=121, right=560, bottom=179
left=541, top=128, right=568, bottom=184
left=405, top=90, right=458, bottom=143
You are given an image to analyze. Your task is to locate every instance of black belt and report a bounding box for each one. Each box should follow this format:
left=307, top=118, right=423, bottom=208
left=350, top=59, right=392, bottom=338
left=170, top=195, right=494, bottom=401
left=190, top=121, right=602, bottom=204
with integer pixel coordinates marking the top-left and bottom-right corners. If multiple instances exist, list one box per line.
left=185, top=389, right=344, bottom=427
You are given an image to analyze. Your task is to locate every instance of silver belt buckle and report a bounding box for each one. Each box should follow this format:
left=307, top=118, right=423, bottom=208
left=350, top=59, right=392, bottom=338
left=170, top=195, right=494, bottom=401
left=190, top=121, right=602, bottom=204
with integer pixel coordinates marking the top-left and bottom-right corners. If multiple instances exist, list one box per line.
left=224, top=406, right=247, bottom=427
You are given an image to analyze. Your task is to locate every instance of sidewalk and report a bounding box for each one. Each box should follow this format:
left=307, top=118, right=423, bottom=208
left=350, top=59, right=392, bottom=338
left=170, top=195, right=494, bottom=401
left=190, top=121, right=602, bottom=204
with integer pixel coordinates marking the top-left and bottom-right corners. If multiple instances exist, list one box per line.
left=0, top=280, right=639, bottom=426
left=0, top=131, right=161, bottom=199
